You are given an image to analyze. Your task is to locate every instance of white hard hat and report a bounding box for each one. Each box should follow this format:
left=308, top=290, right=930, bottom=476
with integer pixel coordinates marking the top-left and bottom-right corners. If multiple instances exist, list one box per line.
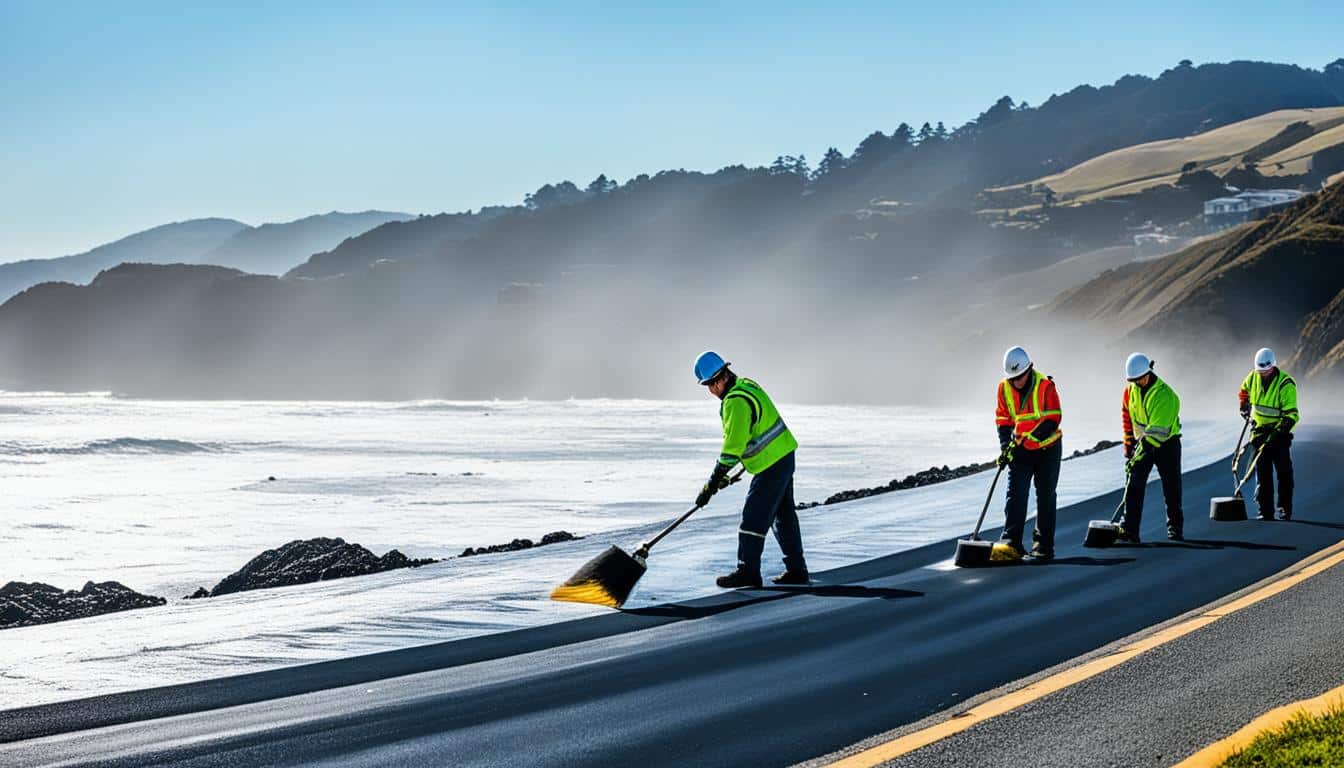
left=1125, top=352, right=1153, bottom=381
left=1254, top=347, right=1276, bottom=372
left=1003, top=346, right=1032, bottom=378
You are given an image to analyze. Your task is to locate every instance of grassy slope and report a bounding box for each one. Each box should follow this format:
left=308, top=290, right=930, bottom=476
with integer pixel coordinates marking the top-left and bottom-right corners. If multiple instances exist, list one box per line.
left=1050, top=181, right=1344, bottom=353
left=987, top=107, right=1344, bottom=202
left=1220, top=706, right=1344, bottom=767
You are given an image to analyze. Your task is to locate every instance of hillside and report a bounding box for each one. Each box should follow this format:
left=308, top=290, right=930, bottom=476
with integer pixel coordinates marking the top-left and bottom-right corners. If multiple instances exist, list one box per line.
left=985, top=107, right=1344, bottom=206
left=1, top=59, right=1342, bottom=399
left=1051, top=181, right=1344, bottom=376
left=195, top=211, right=412, bottom=275
left=0, top=219, right=247, bottom=303
left=286, top=210, right=507, bottom=279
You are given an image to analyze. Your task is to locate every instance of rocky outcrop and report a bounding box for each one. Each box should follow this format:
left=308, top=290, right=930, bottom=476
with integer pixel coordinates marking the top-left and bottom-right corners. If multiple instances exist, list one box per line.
left=207, top=537, right=437, bottom=597
left=797, top=440, right=1120, bottom=509
left=459, top=530, right=580, bottom=557
left=1, top=580, right=166, bottom=629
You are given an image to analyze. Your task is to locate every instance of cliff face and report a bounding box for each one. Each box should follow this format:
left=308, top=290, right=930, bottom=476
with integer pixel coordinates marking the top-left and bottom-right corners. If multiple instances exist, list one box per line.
left=1051, top=182, right=1344, bottom=370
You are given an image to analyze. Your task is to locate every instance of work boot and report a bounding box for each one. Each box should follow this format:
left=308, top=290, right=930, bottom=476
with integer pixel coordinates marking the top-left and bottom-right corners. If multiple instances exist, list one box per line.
left=1114, top=526, right=1141, bottom=545
left=772, top=569, right=811, bottom=586
left=1257, top=512, right=1274, bottom=521
left=716, top=566, right=763, bottom=589
left=1029, top=546, right=1054, bottom=562
left=1277, top=507, right=1292, bottom=521
left=1167, top=527, right=1184, bottom=541
left=990, top=542, right=1025, bottom=562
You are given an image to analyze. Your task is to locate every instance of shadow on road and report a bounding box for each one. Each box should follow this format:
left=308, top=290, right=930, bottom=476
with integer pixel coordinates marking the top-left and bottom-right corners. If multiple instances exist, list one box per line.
left=1286, top=519, right=1344, bottom=531
left=624, top=585, right=923, bottom=619
left=1153, top=539, right=1296, bottom=551
left=1044, top=556, right=1136, bottom=566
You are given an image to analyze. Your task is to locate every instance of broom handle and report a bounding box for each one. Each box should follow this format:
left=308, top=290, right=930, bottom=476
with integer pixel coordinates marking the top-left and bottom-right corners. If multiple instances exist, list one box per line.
left=1234, top=442, right=1267, bottom=495
left=1230, top=415, right=1251, bottom=486
left=1111, top=465, right=1134, bottom=524
left=971, top=443, right=1016, bottom=540
left=640, top=466, right=749, bottom=554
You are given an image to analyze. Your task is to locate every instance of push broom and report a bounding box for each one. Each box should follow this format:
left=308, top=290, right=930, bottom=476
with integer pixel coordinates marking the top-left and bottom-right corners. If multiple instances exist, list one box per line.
left=1211, top=417, right=1267, bottom=522
left=1084, top=463, right=1135, bottom=548
left=953, top=441, right=1017, bottom=567
left=551, top=467, right=747, bottom=608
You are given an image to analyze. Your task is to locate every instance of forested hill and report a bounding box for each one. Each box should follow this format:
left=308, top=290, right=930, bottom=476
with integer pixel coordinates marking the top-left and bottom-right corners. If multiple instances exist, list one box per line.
left=2, top=59, right=1343, bottom=400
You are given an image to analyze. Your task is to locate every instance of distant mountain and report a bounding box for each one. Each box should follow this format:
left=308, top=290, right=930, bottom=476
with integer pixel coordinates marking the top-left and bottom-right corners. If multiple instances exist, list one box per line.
left=2, top=59, right=1343, bottom=399
left=0, top=218, right=246, bottom=302
left=194, top=211, right=413, bottom=275
left=1051, top=179, right=1344, bottom=377
left=286, top=210, right=508, bottom=279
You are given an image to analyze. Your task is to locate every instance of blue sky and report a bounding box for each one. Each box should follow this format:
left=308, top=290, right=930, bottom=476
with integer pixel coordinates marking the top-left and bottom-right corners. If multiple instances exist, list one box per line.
left=2, top=0, right=1341, bottom=262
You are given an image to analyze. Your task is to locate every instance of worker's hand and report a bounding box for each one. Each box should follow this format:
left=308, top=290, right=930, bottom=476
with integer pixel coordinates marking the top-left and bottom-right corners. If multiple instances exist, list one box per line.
left=997, top=442, right=1013, bottom=467
left=1123, top=441, right=1135, bottom=460
left=695, top=484, right=715, bottom=508
left=1239, top=401, right=1251, bottom=419
left=1126, top=448, right=1144, bottom=472
left=696, top=464, right=731, bottom=507
left=1250, top=426, right=1271, bottom=449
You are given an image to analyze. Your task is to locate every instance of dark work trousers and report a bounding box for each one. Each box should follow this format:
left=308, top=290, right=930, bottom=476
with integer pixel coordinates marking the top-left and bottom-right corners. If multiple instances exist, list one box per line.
left=1124, top=436, right=1183, bottom=535
left=1000, top=440, right=1062, bottom=552
left=1254, top=432, right=1294, bottom=518
left=738, top=451, right=806, bottom=574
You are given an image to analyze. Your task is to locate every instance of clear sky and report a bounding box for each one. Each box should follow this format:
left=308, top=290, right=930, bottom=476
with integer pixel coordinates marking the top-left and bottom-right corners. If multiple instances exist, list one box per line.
left=2, top=0, right=1341, bottom=262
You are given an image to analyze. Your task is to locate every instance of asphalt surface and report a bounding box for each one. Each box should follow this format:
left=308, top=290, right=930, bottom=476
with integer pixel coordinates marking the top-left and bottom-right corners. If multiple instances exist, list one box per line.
left=2, top=427, right=1342, bottom=768
left=880, top=549, right=1344, bottom=768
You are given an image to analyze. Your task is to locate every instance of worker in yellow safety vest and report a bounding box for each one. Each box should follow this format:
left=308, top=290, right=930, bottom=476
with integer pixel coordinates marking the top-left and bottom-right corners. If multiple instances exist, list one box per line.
left=1240, top=347, right=1300, bottom=521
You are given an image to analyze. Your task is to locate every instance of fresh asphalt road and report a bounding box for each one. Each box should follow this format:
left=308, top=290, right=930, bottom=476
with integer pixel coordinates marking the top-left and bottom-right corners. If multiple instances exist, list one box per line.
left=3, top=428, right=1342, bottom=768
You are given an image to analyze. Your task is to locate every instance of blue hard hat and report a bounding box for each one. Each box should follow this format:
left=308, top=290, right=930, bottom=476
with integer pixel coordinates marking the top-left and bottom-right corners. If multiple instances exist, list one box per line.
left=694, top=351, right=730, bottom=384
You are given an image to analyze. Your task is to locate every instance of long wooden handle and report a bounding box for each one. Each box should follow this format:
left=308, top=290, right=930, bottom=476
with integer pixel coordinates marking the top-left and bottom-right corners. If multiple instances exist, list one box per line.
left=638, top=466, right=749, bottom=555
left=971, top=461, right=1008, bottom=541
left=1230, top=415, right=1251, bottom=486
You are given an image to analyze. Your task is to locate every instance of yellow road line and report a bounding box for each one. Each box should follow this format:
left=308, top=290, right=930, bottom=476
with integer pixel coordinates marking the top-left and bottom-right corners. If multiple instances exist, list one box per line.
left=1171, top=682, right=1344, bottom=767
left=824, top=539, right=1344, bottom=768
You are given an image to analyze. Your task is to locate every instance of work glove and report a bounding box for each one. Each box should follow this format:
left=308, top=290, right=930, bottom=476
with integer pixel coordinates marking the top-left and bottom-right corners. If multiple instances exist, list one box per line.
left=1250, top=425, right=1272, bottom=450
left=695, top=464, right=731, bottom=507
left=1270, top=420, right=1293, bottom=445
left=997, top=442, right=1014, bottom=468
left=1123, top=440, right=1135, bottom=460
left=1239, top=401, right=1251, bottom=419
left=1126, top=447, right=1145, bottom=472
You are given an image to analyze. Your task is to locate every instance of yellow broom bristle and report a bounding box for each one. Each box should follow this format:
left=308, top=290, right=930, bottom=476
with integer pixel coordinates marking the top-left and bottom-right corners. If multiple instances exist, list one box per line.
left=550, top=580, right=621, bottom=607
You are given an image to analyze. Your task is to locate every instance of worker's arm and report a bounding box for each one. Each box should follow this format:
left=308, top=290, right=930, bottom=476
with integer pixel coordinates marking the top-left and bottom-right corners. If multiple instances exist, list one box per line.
left=1279, top=378, right=1300, bottom=431
left=718, top=397, right=753, bottom=469
left=1029, top=378, right=1061, bottom=441
left=1238, top=376, right=1251, bottom=418
left=995, top=384, right=1014, bottom=447
left=1141, top=386, right=1180, bottom=449
left=1121, top=388, right=1136, bottom=457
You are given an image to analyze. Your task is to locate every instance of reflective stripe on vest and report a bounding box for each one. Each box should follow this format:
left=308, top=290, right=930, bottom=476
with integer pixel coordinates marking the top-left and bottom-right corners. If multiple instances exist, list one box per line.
left=743, top=418, right=787, bottom=459
left=1244, top=370, right=1297, bottom=428
left=1001, top=370, right=1062, bottom=450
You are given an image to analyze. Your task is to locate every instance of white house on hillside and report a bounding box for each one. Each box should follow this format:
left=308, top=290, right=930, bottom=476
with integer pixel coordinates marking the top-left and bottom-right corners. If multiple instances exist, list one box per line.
left=1203, top=189, right=1303, bottom=228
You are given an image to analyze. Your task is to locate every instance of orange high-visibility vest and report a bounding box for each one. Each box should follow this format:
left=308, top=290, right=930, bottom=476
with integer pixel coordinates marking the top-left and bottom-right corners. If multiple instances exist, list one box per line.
left=996, top=369, right=1063, bottom=451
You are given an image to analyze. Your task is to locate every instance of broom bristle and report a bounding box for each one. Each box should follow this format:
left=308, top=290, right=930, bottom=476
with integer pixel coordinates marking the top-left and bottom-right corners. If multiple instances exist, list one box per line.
left=550, top=545, right=647, bottom=608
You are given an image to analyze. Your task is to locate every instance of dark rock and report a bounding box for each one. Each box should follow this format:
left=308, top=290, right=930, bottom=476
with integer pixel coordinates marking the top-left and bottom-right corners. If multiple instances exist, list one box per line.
left=1066, top=440, right=1121, bottom=460
left=797, top=440, right=1123, bottom=508
left=460, top=530, right=581, bottom=558
left=1, top=580, right=166, bottom=630
left=208, top=537, right=438, bottom=597
left=184, top=587, right=210, bottom=600
left=267, top=476, right=276, bottom=481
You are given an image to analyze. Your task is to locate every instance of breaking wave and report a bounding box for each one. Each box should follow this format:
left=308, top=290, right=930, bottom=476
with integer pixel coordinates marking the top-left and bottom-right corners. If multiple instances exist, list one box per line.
left=0, top=437, right=224, bottom=456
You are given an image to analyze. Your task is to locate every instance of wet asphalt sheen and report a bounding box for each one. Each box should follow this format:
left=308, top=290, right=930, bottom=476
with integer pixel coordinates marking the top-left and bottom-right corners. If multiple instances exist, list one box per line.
left=2, top=427, right=1342, bottom=768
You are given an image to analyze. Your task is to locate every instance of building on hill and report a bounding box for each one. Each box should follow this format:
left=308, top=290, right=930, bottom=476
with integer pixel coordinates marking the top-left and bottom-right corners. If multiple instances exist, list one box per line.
left=1203, top=189, right=1304, bottom=228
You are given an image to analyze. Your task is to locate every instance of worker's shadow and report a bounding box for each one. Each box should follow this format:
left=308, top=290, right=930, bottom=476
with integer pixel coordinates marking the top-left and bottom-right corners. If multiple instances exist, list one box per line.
left=1152, top=539, right=1296, bottom=551
left=625, top=585, right=922, bottom=620
left=1286, top=519, right=1344, bottom=531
